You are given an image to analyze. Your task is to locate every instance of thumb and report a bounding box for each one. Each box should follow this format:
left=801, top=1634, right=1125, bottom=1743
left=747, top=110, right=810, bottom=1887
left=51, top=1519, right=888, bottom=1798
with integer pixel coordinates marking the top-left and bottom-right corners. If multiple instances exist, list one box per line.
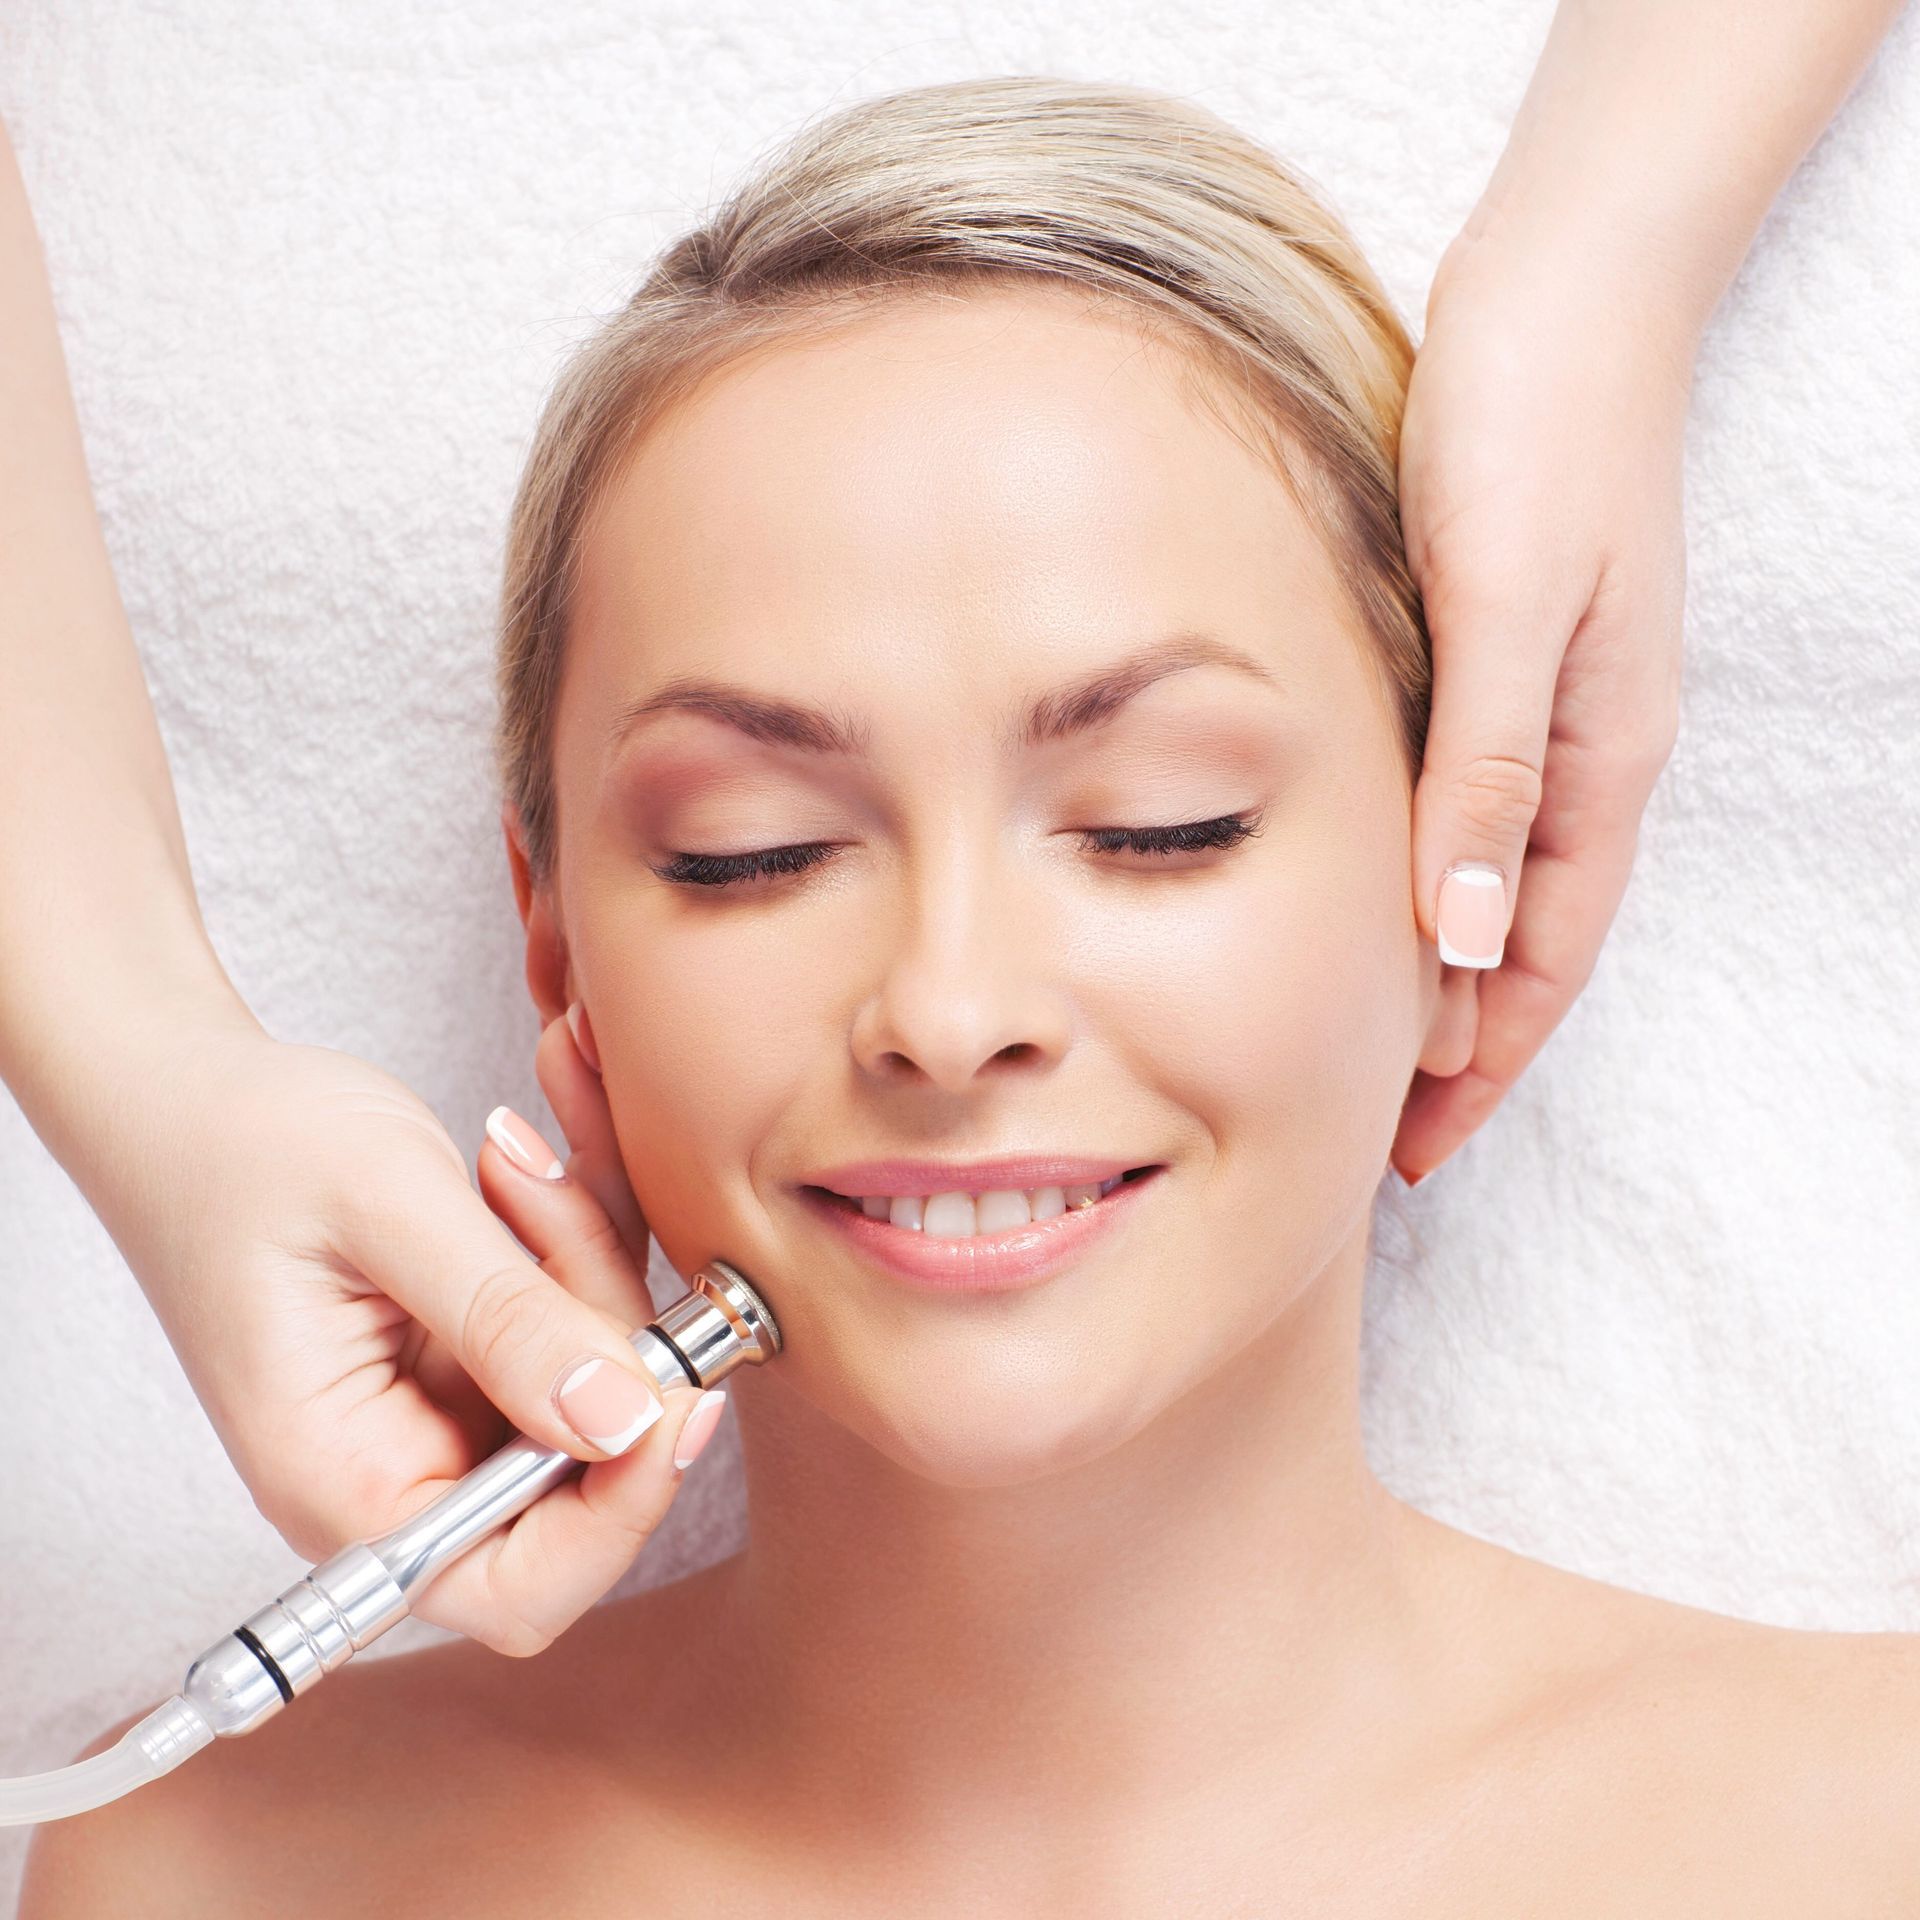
left=1411, top=571, right=1569, bottom=969
left=341, top=1155, right=662, bottom=1466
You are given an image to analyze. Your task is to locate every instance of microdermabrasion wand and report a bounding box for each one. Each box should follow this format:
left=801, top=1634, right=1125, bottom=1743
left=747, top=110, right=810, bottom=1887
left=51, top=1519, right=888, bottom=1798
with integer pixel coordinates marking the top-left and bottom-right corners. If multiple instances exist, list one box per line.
left=0, top=1258, right=781, bottom=1827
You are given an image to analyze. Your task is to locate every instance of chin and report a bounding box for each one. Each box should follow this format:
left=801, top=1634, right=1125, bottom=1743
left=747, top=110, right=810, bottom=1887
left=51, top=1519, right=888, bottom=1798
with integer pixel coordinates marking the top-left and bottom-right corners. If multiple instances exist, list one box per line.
left=845, top=1370, right=1146, bottom=1490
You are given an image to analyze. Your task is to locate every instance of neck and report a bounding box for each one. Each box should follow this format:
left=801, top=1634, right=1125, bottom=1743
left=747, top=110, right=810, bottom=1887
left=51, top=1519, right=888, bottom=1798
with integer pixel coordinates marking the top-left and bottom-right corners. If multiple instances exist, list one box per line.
left=701, top=1225, right=1453, bottom=1833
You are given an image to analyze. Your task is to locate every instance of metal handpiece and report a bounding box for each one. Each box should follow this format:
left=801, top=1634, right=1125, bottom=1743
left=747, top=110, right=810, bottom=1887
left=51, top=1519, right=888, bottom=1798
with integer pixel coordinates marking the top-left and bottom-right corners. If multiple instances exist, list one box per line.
left=180, top=1258, right=780, bottom=1739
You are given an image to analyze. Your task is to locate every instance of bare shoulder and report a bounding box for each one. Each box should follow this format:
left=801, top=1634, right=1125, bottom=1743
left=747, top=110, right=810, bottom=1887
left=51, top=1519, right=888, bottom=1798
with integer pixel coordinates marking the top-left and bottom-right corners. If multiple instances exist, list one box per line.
left=1731, top=1617, right=1920, bottom=1881
left=17, top=1575, right=711, bottom=1920
left=1418, top=1524, right=1920, bottom=1911
left=1573, top=1592, right=1920, bottom=1908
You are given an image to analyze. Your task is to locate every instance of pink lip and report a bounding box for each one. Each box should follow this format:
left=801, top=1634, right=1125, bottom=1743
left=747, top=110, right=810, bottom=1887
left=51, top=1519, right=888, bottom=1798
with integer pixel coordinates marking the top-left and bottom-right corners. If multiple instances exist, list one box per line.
left=797, top=1152, right=1144, bottom=1198
left=796, top=1167, right=1162, bottom=1292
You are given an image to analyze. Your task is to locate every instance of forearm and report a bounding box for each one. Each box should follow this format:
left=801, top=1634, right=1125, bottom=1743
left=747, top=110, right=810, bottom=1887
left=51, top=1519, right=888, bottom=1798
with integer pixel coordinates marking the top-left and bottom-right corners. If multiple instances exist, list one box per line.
left=0, top=121, right=257, bottom=1175
left=1451, top=0, right=1908, bottom=332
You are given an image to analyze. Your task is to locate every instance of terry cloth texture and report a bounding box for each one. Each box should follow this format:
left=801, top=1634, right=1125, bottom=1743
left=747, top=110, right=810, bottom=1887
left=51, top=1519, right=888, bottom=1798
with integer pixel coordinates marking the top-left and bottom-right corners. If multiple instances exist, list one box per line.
left=1, top=4, right=1916, bottom=1903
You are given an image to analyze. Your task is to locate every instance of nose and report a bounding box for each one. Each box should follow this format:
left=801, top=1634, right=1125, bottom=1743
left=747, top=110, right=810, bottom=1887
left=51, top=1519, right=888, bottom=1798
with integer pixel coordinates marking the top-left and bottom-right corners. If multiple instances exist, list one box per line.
left=849, top=828, right=1074, bottom=1095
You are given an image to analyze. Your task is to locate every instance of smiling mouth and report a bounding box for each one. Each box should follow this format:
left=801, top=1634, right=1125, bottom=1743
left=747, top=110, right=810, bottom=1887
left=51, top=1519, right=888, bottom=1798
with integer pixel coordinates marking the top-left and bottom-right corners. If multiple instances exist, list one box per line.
left=802, top=1165, right=1162, bottom=1239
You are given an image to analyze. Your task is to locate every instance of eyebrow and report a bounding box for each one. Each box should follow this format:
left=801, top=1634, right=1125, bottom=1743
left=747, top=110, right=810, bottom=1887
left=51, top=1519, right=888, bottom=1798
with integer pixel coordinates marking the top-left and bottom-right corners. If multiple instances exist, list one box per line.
left=604, top=632, right=1279, bottom=759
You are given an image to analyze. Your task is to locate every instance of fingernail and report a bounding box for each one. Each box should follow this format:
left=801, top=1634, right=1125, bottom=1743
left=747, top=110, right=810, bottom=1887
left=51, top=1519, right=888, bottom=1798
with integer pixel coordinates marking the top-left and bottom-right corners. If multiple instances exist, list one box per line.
left=1436, top=862, right=1507, bottom=967
left=485, top=1104, right=565, bottom=1180
left=565, top=1000, right=602, bottom=1075
left=554, top=1356, right=663, bottom=1456
left=673, top=1390, right=729, bottom=1470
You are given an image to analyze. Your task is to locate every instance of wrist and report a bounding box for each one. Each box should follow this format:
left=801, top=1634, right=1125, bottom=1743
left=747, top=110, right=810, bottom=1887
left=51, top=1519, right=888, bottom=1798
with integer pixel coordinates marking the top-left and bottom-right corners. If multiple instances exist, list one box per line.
left=1437, top=153, right=1741, bottom=356
left=3, top=919, right=264, bottom=1199
left=1427, top=197, right=1709, bottom=400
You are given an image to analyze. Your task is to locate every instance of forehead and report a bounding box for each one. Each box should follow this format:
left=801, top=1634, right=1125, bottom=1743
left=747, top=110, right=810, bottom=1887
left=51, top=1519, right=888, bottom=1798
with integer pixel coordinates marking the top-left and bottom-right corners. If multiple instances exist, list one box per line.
left=567, top=281, right=1358, bottom=700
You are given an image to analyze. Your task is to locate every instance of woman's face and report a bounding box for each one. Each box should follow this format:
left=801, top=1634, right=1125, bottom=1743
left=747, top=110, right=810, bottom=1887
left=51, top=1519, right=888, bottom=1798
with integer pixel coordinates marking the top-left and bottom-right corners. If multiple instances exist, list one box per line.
left=526, top=280, right=1467, bottom=1487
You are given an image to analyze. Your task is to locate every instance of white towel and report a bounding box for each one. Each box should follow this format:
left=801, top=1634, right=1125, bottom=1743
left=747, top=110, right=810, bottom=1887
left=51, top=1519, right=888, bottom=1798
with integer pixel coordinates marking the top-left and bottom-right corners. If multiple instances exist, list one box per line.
left=2, top=2, right=1915, bottom=1901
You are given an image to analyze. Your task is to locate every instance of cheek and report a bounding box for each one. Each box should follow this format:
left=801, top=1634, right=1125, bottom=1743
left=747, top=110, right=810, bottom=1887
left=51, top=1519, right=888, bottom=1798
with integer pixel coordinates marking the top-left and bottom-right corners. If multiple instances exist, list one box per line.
left=574, top=887, right=812, bottom=1235
left=1068, top=780, right=1419, bottom=1208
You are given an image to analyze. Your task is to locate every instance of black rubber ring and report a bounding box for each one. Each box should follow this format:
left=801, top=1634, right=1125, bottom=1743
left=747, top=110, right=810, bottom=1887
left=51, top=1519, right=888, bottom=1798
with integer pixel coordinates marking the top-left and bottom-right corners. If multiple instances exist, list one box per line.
left=649, top=1326, right=703, bottom=1388
left=233, top=1625, right=295, bottom=1704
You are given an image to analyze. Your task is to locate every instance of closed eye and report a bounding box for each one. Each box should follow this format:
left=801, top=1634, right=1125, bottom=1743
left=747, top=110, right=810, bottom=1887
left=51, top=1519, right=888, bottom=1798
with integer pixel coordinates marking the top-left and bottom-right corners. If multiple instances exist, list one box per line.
left=651, top=810, right=1265, bottom=889
left=1077, top=811, right=1263, bottom=857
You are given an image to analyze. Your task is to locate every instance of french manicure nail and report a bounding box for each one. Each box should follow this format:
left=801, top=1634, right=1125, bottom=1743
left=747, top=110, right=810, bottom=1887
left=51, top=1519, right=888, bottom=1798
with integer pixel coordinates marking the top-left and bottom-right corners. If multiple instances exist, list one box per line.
left=674, top=1390, right=729, bottom=1470
left=565, top=999, right=602, bottom=1075
left=485, top=1104, right=566, bottom=1180
left=1436, top=862, right=1507, bottom=968
left=554, top=1356, right=663, bottom=1456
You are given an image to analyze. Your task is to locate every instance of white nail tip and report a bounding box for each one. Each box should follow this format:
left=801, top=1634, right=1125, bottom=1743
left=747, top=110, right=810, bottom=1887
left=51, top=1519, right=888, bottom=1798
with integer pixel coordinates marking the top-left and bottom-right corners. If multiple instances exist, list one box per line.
left=1437, top=865, right=1505, bottom=967
left=555, top=1356, right=666, bottom=1456
left=1436, top=931, right=1503, bottom=968
left=587, top=1394, right=664, bottom=1457
left=484, top=1106, right=567, bottom=1179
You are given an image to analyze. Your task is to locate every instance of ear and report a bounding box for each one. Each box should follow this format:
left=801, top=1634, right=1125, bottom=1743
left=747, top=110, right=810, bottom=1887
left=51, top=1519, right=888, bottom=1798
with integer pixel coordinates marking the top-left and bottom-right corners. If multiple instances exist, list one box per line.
left=502, top=803, right=572, bottom=1029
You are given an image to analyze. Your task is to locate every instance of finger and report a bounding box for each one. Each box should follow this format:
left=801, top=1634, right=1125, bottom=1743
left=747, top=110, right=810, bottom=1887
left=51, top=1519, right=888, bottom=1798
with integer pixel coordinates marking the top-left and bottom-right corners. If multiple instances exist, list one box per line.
left=477, top=1104, right=655, bottom=1332
left=1397, top=552, right=1679, bottom=1182
left=331, top=1140, right=666, bottom=1470
left=538, top=1004, right=652, bottom=1269
left=409, top=1326, right=513, bottom=1460
left=392, top=1105, right=659, bottom=1489
left=405, top=1382, right=728, bottom=1654
left=1409, top=549, right=1582, bottom=967
left=407, top=1083, right=657, bottom=1458
left=1394, top=733, right=1657, bottom=1182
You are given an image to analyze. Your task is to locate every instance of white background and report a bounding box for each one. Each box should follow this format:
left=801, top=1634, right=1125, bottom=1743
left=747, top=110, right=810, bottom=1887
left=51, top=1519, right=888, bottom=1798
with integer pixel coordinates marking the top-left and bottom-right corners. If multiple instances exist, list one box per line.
left=2, top=1, right=1916, bottom=1905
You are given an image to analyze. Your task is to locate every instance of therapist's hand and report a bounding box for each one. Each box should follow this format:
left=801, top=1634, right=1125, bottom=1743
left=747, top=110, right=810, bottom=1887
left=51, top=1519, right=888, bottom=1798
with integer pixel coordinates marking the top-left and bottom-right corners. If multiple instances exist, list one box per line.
left=96, top=1005, right=716, bottom=1654
left=1391, top=221, right=1698, bottom=1186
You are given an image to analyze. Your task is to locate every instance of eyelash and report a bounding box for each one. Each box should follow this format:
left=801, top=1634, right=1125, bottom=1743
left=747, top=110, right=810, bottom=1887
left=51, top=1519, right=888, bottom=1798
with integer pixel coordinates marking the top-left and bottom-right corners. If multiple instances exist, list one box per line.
left=651, top=811, right=1265, bottom=889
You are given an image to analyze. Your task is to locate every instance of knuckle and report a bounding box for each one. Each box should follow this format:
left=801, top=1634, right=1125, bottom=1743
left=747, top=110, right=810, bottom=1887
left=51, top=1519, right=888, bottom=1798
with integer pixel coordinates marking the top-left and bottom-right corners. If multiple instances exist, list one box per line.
left=576, top=1213, right=633, bottom=1269
left=1454, top=752, right=1544, bottom=833
left=458, top=1264, right=550, bottom=1388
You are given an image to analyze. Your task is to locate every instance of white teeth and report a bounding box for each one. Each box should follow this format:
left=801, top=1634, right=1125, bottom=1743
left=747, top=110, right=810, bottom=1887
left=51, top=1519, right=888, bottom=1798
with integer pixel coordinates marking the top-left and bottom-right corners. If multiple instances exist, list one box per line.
left=842, top=1174, right=1142, bottom=1235
left=922, top=1191, right=977, bottom=1238
left=974, top=1189, right=1032, bottom=1233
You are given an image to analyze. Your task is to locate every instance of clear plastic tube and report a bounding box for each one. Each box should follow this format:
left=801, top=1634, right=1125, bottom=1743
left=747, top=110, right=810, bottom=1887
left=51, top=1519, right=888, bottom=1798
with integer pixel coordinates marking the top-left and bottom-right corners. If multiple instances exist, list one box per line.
left=0, top=1263, right=780, bottom=1826
left=0, top=1695, right=214, bottom=1826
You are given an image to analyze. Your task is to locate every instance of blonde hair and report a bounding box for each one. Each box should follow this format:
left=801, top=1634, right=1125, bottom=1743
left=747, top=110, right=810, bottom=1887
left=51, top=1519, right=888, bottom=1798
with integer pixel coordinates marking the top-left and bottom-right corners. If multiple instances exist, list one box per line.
left=495, top=75, right=1430, bottom=882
